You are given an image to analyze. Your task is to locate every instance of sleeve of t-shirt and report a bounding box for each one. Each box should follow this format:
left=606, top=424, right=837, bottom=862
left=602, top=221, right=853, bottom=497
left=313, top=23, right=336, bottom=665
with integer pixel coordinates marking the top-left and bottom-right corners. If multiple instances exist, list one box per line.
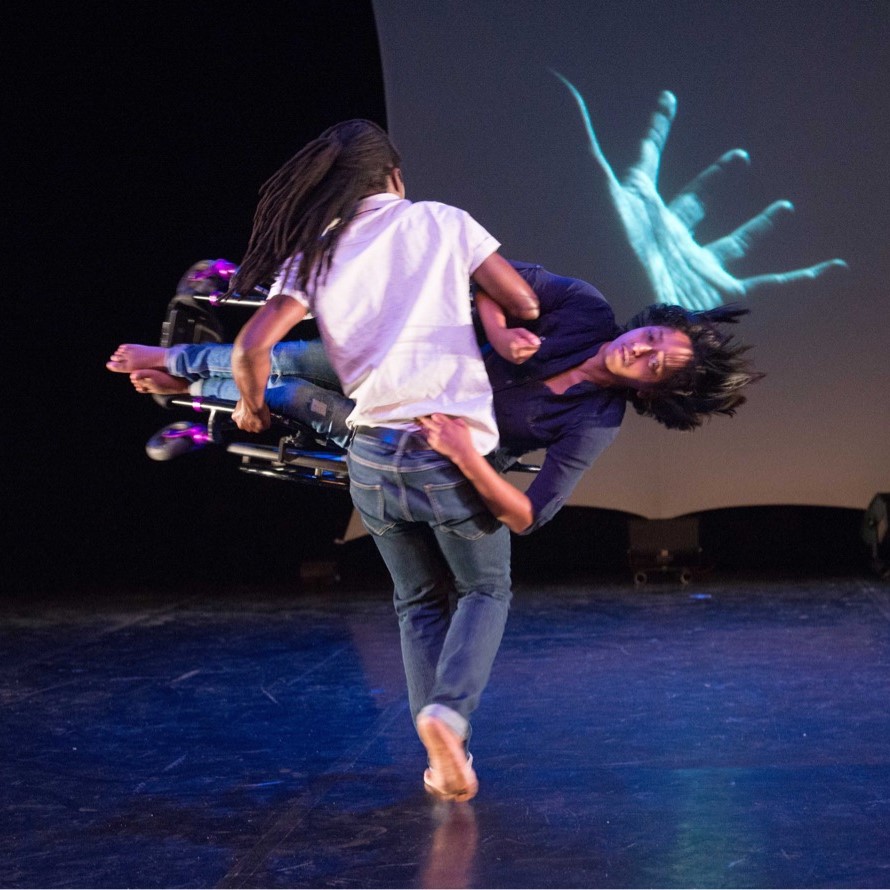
left=446, top=205, right=500, bottom=274
left=268, top=259, right=310, bottom=309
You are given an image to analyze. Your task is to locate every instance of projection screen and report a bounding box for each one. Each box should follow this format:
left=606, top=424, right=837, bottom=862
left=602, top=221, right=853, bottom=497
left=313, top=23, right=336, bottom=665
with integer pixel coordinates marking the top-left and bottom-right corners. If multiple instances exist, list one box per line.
left=371, top=0, right=890, bottom=519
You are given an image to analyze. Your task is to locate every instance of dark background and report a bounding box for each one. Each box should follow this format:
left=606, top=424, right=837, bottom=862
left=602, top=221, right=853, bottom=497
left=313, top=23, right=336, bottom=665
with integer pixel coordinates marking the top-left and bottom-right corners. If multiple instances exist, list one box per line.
left=8, top=2, right=384, bottom=592
left=6, top=2, right=869, bottom=596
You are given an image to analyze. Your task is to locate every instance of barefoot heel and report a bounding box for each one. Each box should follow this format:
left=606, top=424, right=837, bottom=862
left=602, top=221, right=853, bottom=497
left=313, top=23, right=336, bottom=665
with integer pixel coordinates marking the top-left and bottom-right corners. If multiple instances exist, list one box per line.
left=416, top=712, right=478, bottom=802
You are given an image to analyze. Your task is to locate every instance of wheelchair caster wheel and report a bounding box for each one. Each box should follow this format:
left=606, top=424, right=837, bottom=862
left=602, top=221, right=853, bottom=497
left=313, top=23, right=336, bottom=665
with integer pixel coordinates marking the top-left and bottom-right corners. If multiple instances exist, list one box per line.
left=146, top=422, right=210, bottom=461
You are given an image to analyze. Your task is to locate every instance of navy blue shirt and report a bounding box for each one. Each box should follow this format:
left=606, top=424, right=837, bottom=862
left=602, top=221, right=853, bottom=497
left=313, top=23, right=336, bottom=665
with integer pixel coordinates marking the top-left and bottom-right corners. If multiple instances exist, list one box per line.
left=483, top=263, right=626, bottom=534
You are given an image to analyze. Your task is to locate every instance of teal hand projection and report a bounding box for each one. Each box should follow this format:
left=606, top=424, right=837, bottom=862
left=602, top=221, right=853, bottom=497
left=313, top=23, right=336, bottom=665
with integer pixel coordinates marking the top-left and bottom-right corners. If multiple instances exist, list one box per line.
left=553, top=72, right=847, bottom=311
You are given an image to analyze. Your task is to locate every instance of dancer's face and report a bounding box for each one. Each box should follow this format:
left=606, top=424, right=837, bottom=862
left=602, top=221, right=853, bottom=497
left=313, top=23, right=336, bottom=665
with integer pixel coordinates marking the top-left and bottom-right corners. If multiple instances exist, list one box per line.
left=602, top=326, right=693, bottom=387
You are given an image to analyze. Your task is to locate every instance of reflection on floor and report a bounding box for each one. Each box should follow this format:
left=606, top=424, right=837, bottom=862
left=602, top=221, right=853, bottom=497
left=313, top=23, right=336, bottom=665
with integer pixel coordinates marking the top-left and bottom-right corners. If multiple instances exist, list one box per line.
left=3, top=576, right=890, bottom=888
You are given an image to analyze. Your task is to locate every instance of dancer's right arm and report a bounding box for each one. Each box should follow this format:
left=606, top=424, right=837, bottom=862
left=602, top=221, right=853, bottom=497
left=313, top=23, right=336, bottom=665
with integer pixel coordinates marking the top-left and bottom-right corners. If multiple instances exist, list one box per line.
left=232, top=294, right=308, bottom=432
left=475, top=292, right=541, bottom=364
left=472, top=252, right=539, bottom=321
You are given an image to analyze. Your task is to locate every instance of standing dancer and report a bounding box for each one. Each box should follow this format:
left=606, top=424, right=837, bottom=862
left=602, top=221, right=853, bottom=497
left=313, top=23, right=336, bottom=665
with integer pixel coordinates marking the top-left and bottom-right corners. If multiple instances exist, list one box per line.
left=225, top=119, right=538, bottom=802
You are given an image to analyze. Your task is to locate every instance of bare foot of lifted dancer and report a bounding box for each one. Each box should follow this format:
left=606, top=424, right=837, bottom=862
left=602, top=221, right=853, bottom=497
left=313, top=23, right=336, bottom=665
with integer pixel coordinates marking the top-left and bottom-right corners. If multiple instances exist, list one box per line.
left=106, top=344, right=168, bottom=373
left=128, top=369, right=189, bottom=395
left=106, top=344, right=189, bottom=394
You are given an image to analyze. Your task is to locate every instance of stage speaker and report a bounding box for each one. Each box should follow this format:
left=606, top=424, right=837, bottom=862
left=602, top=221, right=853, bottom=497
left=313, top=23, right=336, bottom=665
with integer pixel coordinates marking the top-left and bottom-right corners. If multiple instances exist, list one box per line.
left=627, top=516, right=703, bottom=586
left=861, top=493, right=890, bottom=579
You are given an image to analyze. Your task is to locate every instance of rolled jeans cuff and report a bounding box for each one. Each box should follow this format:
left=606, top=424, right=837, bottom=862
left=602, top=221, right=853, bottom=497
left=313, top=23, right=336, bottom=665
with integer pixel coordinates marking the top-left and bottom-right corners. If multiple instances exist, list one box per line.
left=419, top=703, right=469, bottom=741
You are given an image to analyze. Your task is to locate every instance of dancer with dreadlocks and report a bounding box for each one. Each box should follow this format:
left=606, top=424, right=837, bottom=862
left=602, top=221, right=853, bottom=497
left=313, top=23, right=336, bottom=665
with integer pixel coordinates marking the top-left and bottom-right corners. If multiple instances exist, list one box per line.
left=223, top=119, right=538, bottom=803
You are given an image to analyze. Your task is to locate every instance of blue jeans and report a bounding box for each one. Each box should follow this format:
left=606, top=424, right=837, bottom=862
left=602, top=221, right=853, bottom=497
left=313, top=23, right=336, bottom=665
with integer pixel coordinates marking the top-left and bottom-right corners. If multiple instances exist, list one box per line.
left=165, top=340, right=354, bottom=448
left=347, top=429, right=512, bottom=739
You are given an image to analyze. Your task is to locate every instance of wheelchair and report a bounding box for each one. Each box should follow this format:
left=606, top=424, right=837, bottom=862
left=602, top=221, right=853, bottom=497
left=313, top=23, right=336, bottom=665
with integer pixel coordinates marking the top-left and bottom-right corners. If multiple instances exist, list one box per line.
left=143, top=259, right=540, bottom=491
left=145, top=259, right=349, bottom=489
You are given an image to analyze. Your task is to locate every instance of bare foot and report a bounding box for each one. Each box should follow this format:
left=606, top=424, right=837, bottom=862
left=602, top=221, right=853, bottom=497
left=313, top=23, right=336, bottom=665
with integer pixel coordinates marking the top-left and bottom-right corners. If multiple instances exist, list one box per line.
left=129, top=369, right=189, bottom=395
left=416, top=707, right=478, bottom=803
left=106, top=343, right=168, bottom=373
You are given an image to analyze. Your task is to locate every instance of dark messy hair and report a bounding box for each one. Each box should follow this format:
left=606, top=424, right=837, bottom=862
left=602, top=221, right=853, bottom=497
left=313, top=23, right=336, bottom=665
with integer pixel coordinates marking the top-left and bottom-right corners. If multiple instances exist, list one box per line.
left=623, top=304, right=764, bottom=431
left=226, top=119, right=401, bottom=298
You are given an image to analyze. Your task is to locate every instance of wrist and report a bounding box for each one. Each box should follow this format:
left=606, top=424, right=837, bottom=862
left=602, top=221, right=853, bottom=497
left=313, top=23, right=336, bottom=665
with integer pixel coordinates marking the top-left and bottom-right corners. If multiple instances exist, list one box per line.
left=450, top=445, right=485, bottom=473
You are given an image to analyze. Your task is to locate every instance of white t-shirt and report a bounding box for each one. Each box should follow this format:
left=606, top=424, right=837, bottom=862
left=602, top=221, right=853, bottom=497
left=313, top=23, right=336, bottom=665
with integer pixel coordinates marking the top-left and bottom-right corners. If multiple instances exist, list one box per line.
left=269, top=193, right=501, bottom=454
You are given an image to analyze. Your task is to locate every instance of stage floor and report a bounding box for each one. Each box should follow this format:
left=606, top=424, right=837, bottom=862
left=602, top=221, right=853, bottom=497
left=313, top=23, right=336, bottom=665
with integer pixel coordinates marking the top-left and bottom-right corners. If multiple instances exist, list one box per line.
left=3, top=575, right=889, bottom=889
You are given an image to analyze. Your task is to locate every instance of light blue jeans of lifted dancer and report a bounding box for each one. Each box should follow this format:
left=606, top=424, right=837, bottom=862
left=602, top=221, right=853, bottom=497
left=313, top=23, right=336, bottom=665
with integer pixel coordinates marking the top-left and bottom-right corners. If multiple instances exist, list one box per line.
left=164, top=340, right=354, bottom=448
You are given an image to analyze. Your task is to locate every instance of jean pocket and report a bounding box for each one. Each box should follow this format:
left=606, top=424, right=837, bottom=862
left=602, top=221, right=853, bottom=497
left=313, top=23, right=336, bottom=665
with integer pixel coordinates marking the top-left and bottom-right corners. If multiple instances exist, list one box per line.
left=425, top=478, right=499, bottom=540
left=348, top=479, right=395, bottom=536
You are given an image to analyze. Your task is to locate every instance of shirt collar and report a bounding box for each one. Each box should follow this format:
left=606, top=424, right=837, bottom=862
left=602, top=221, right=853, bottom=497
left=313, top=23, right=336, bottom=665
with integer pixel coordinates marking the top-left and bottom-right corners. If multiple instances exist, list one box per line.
left=355, top=192, right=404, bottom=213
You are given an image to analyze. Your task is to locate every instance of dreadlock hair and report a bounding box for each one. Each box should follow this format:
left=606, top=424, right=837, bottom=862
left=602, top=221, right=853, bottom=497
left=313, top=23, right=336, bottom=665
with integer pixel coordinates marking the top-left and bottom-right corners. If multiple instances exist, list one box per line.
left=226, top=119, right=401, bottom=299
left=622, top=303, right=765, bottom=432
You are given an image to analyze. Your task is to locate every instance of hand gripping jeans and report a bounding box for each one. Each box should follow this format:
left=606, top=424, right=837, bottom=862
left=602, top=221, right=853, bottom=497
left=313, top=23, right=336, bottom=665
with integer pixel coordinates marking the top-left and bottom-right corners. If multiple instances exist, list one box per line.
left=347, top=428, right=512, bottom=739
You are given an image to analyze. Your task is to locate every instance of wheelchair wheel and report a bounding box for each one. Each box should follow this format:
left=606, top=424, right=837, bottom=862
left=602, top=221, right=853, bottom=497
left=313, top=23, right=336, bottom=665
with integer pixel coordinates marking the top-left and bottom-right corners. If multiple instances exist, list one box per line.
left=145, top=422, right=209, bottom=461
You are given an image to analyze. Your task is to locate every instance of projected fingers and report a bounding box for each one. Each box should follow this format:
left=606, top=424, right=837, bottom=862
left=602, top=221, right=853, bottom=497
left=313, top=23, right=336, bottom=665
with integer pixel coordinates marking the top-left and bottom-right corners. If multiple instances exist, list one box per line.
left=708, top=200, right=795, bottom=264
left=555, top=75, right=848, bottom=311
left=741, top=259, right=849, bottom=298
left=634, top=90, right=677, bottom=185
left=669, top=149, right=751, bottom=231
